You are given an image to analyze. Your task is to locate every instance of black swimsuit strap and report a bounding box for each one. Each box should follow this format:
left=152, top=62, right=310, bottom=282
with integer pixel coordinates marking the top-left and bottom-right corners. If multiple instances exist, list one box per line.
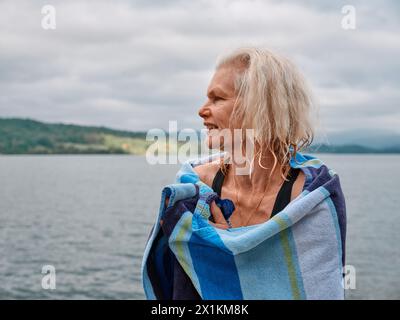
left=211, top=166, right=300, bottom=217
left=211, top=167, right=226, bottom=197
left=270, top=168, right=300, bottom=216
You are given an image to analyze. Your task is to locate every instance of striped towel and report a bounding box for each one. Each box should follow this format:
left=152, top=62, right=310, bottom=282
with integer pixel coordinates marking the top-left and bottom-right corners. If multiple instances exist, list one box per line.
left=141, top=151, right=347, bottom=300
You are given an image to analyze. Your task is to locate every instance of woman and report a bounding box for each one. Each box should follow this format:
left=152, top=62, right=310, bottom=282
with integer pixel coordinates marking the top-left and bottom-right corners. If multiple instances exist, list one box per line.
left=142, top=48, right=346, bottom=300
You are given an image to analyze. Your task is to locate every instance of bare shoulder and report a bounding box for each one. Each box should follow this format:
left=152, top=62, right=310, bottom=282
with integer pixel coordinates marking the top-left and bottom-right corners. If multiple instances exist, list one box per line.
left=291, top=170, right=306, bottom=201
left=193, top=160, right=221, bottom=187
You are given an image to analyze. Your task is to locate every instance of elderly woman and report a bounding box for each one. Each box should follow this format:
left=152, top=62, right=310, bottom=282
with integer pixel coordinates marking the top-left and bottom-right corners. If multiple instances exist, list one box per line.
left=142, top=48, right=346, bottom=300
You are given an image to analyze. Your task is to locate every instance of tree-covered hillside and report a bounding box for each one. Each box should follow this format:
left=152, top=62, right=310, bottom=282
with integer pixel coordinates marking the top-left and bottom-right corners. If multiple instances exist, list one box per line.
left=0, top=118, right=149, bottom=154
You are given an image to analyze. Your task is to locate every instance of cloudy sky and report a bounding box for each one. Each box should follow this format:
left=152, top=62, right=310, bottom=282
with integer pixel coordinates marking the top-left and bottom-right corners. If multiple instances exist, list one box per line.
left=0, top=0, right=399, bottom=136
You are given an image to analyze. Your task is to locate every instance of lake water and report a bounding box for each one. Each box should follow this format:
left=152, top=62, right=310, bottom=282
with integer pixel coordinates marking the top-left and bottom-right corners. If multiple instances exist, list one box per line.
left=0, top=155, right=399, bottom=300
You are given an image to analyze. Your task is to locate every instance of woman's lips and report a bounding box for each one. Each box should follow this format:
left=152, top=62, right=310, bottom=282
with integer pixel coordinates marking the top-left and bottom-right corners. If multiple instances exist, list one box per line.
left=204, top=123, right=219, bottom=130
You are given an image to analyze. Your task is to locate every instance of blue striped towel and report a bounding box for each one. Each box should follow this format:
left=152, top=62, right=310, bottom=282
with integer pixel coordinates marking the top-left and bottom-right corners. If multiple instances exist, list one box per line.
left=141, top=151, right=347, bottom=300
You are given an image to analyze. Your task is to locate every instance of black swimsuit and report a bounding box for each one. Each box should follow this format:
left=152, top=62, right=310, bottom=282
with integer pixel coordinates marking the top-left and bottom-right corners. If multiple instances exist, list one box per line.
left=211, top=166, right=301, bottom=219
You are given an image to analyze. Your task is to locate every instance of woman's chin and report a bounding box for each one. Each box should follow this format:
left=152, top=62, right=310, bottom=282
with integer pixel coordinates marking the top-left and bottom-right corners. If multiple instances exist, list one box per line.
left=207, top=135, right=231, bottom=153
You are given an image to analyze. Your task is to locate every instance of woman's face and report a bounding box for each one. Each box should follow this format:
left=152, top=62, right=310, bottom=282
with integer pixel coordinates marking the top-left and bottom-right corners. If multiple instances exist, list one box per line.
left=198, top=66, right=238, bottom=149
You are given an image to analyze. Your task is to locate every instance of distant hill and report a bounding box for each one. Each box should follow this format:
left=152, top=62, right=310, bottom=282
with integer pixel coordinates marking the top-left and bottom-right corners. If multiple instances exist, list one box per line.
left=313, top=128, right=400, bottom=150
left=305, top=143, right=400, bottom=154
left=0, top=118, right=149, bottom=154
left=0, top=118, right=399, bottom=154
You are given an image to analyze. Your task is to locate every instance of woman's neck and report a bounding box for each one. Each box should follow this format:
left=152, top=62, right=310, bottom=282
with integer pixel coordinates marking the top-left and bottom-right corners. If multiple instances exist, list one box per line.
left=226, top=149, right=289, bottom=193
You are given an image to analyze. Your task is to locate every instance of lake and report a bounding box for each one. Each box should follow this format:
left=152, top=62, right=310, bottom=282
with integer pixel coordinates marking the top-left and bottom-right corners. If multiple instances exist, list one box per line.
left=0, top=154, right=399, bottom=299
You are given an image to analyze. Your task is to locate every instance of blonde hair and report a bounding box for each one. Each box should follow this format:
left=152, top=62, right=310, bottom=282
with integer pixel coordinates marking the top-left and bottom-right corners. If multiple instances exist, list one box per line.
left=216, top=47, right=316, bottom=180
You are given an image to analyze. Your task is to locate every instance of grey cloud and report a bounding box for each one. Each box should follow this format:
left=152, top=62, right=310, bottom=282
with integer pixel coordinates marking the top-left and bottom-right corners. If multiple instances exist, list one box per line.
left=0, top=0, right=399, bottom=132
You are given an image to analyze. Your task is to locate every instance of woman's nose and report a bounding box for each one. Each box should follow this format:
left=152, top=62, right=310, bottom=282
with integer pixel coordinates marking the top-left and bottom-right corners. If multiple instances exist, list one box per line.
left=198, top=103, right=211, bottom=119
